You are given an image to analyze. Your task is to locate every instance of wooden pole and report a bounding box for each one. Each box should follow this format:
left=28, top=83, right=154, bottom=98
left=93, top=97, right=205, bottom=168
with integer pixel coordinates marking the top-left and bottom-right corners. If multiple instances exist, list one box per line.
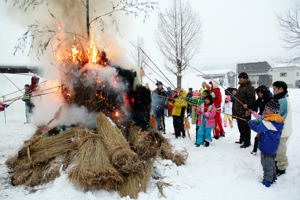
left=3, top=97, right=7, bottom=124
left=86, top=0, right=90, bottom=37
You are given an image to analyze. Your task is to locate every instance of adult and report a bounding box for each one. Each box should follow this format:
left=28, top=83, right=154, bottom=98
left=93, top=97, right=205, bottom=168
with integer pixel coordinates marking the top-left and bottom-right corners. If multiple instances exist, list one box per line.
left=151, top=81, right=168, bottom=133
left=186, top=88, right=193, bottom=117
left=209, top=80, right=225, bottom=139
left=233, top=72, right=256, bottom=148
left=273, top=81, right=292, bottom=176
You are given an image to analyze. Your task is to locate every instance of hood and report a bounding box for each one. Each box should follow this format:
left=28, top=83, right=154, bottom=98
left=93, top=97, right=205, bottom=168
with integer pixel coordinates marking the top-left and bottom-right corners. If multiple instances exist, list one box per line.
left=179, top=89, right=187, bottom=98
left=209, top=80, right=220, bottom=89
left=192, top=90, right=199, bottom=98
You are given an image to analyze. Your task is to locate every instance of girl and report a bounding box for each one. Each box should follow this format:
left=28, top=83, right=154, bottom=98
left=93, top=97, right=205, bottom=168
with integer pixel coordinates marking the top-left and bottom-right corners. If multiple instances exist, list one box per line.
left=222, top=96, right=233, bottom=128
left=195, top=95, right=216, bottom=147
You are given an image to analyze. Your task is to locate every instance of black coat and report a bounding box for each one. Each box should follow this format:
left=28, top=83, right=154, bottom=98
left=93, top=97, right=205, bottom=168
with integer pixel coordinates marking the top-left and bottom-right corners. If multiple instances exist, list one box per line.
left=233, top=80, right=256, bottom=118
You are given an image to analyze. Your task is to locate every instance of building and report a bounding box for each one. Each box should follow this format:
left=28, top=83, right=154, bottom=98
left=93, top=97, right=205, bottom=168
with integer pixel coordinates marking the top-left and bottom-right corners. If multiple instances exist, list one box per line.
left=196, top=69, right=236, bottom=88
left=236, top=61, right=272, bottom=88
left=270, top=66, right=300, bottom=88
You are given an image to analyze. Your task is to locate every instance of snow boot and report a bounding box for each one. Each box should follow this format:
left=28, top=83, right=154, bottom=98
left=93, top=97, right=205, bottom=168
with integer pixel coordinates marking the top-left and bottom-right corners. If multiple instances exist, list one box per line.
left=204, top=141, right=209, bottom=147
left=262, top=180, right=272, bottom=187
left=276, top=169, right=286, bottom=176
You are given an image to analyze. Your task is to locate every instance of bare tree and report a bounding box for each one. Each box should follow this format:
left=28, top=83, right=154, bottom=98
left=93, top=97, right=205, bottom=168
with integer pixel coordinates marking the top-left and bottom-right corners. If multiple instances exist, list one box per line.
left=278, top=6, right=300, bottom=62
left=157, top=0, right=201, bottom=89
left=6, top=0, right=157, bottom=58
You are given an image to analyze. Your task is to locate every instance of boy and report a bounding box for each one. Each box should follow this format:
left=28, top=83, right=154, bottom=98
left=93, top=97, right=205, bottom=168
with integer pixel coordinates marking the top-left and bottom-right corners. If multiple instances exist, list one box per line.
left=272, top=81, right=292, bottom=176
left=22, top=84, right=32, bottom=123
left=248, top=99, right=284, bottom=187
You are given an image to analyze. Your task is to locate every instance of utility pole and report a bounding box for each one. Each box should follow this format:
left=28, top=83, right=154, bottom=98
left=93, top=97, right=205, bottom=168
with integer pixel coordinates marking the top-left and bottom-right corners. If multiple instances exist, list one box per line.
left=86, top=0, right=90, bottom=37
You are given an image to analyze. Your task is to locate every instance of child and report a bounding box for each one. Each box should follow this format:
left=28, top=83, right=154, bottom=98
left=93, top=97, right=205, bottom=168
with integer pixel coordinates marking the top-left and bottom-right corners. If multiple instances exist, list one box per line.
left=248, top=99, right=284, bottom=187
left=22, top=84, right=32, bottom=123
left=273, top=81, right=291, bottom=176
left=195, top=95, right=216, bottom=147
left=222, top=95, right=233, bottom=128
left=251, top=85, right=272, bottom=155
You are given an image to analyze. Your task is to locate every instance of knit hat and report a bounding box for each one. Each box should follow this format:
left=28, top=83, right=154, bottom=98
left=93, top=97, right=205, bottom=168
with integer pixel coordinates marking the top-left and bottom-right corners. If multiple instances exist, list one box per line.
left=265, top=99, right=280, bottom=113
left=238, top=72, right=248, bottom=79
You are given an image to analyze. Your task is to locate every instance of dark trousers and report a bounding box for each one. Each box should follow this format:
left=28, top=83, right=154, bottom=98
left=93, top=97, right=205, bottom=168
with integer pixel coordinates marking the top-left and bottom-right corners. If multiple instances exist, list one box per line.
left=237, top=118, right=251, bottom=145
left=155, top=108, right=165, bottom=133
left=173, top=116, right=185, bottom=137
left=252, top=135, right=259, bottom=152
left=261, top=152, right=277, bottom=182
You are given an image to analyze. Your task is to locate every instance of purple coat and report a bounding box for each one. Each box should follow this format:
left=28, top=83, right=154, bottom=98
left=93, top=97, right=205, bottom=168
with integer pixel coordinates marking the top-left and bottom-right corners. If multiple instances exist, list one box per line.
left=196, top=103, right=216, bottom=127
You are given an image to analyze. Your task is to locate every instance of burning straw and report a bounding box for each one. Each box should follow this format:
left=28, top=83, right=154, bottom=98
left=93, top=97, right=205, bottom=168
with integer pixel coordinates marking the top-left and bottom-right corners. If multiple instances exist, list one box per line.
left=127, top=124, right=163, bottom=160
left=68, top=131, right=124, bottom=190
left=96, top=112, right=143, bottom=174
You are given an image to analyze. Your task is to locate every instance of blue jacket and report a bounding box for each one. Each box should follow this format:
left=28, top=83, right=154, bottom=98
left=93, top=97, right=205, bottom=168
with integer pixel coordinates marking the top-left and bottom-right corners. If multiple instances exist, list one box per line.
left=151, top=88, right=168, bottom=114
left=248, top=115, right=284, bottom=155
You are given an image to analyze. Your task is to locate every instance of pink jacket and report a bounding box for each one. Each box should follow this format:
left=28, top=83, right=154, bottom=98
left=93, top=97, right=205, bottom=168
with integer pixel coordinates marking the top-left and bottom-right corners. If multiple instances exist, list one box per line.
left=196, top=103, right=216, bottom=127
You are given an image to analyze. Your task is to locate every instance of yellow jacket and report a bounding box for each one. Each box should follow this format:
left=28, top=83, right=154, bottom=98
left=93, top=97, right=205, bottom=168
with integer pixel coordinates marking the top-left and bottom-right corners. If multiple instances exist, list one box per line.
left=169, top=90, right=187, bottom=116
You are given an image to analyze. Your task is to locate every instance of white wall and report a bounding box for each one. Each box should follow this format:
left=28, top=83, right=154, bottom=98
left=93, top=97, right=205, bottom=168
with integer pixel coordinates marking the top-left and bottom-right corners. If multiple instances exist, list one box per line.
left=271, top=67, right=300, bottom=88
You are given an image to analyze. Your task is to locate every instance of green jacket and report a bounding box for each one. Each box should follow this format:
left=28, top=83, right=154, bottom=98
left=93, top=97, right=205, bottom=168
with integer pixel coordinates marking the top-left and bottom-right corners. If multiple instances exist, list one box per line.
left=185, top=97, right=203, bottom=106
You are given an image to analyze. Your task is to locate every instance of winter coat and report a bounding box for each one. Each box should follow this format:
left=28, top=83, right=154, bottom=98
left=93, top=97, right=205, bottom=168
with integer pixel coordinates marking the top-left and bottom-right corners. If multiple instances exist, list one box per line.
left=222, top=101, right=232, bottom=115
left=233, top=80, right=256, bottom=118
left=248, top=114, right=284, bottom=155
left=210, top=82, right=222, bottom=107
left=196, top=103, right=216, bottom=127
left=253, top=86, right=273, bottom=115
left=169, top=90, right=187, bottom=117
left=151, top=88, right=167, bottom=114
left=274, top=93, right=292, bottom=138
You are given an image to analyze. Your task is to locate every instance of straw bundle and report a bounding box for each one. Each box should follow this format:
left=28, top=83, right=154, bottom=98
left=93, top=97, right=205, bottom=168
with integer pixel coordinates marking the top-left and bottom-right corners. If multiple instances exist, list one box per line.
left=27, top=128, right=77, bottom=165
left=128, top=124, right=163, bottom=160
left=160, top=139, right=188, bottom=166
left=118, top=159, right=154, bottom=199
left=149, top=115, right=157, bottom=129
left=96, top=112, right=143, bottom=174
left=68, top=133, right=124, bottom=190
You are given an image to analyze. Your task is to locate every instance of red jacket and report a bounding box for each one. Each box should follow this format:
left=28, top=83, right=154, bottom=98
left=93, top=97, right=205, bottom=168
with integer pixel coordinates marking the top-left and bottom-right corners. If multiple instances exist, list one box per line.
left=211, top=88, right=222, bottom=107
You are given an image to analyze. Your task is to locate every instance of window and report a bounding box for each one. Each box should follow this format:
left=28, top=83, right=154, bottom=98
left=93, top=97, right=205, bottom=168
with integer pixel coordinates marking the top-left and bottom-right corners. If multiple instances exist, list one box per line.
left=297, top=72, right=299, bottom=77
left=280, top=72, right=287, bottom=77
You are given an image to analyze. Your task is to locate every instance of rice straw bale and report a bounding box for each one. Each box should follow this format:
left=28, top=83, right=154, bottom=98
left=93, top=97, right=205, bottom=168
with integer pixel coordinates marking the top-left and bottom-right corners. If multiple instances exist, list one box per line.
left=160, top=139, right=188, bottom=166
left=96, top=112, right=143, bottom=174
left=118, top=159, right=154, bottom=199
left=68, top=133, right=124, bottom=190
left=127, top=124, right=163, bottom=160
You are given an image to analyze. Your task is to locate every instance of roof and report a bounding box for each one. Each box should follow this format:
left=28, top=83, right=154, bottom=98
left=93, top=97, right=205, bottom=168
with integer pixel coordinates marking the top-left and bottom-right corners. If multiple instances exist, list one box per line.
left=197, top=69, right=235, bottom=76
left=237, top=61, right=271, bottom=74
left=271, top=66, right=300, bottom=70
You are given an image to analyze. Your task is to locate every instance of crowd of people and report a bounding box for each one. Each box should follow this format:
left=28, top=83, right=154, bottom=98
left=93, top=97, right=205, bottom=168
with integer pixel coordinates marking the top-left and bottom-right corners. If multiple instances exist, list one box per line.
left=151, top=72, right=292, bottom=188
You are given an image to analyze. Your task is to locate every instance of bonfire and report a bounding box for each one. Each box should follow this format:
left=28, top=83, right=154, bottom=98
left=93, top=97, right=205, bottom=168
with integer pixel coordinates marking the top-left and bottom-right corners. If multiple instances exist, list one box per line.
left=6, top=31, right=187, bottom=199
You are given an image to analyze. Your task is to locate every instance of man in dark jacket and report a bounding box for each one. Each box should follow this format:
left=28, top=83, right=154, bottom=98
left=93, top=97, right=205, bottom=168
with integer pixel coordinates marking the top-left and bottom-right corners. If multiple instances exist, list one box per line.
left=233, top=72, right=256, bottom=148
left=186, top=88, right=193, bottom=117
left=151, top=81, right=168, bottom=133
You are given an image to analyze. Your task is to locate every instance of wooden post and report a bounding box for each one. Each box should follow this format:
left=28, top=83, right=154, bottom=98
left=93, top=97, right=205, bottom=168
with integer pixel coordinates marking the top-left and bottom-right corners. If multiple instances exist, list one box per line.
left=86, top=0, right=90, bottom=37
left=2, top=97, right=7, bottom=124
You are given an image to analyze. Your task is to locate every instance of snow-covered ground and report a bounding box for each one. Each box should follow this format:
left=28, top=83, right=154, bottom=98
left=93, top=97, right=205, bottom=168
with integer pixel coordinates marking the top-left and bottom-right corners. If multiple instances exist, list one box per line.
left=0, top=75, right=300, bottom=200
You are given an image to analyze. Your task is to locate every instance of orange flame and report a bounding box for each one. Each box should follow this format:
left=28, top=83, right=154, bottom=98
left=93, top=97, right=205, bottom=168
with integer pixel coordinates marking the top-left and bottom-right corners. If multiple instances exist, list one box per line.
left=87, top=33, right=100, bottom=64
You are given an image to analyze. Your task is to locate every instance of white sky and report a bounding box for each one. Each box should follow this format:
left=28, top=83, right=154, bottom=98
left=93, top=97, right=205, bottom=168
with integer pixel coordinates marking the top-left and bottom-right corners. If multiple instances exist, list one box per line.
left=0, top=0, right=299, bottom=88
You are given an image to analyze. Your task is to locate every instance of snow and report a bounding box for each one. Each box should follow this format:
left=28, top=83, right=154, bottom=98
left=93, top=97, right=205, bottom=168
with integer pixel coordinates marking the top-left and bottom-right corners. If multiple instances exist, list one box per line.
left=1, top=75, right=300, bottom=200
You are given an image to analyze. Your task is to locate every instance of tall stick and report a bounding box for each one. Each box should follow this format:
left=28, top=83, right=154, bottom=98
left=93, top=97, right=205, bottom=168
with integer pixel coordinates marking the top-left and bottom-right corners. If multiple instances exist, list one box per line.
left=139, top=47, right=177, bottom=89
left=86, top=0, right=90, bottom=37
left=2, top=97, right=7, bottom=124
left=1, top=73, right=22, bottom=94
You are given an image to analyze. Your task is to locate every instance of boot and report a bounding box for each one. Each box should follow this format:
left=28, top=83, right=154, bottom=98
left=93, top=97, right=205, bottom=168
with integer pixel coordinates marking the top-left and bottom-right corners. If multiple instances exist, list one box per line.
left=204, top=141, right=210, bottom=147
left=276, top=169, right=286, bottom=176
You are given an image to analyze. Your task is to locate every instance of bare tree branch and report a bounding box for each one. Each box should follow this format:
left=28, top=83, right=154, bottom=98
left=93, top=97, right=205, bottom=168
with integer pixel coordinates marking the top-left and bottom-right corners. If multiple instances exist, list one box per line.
left=278, top=6, right=300, bottom=50
left=157, top=0, right=201, bottom=88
